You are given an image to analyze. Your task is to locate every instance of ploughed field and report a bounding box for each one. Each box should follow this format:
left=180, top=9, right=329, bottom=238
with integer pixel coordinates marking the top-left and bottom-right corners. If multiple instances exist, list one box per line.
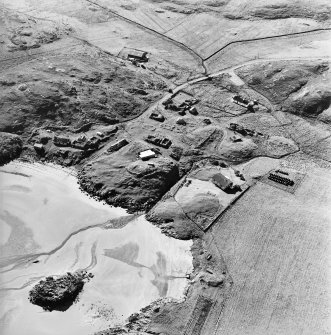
left=206, top=166, right=331, bottom=335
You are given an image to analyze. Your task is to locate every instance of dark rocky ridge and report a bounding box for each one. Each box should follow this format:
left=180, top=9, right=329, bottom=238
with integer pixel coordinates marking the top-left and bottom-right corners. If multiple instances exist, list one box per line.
left=0, top=44, right=166, bottom=136
left=236, top=60, right=331, bottom=119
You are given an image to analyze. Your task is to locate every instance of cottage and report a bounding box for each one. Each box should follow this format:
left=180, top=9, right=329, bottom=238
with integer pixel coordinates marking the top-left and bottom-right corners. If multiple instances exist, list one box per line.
left=127, top=50, right=148, bottom=62
left=212, top=173, right=233, bottom=192
left=139, top=149, right=156, bottom=161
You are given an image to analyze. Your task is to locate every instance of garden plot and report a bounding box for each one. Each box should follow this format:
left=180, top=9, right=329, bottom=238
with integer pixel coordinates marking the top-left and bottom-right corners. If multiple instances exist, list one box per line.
left=174, top=166, right=248, bottom=231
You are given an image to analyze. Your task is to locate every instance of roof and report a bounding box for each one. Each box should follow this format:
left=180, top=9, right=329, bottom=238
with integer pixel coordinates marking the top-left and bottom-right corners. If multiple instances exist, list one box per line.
left=212, top=173, right=233, bottom=190
left=139, top=149, right=156, bottom=159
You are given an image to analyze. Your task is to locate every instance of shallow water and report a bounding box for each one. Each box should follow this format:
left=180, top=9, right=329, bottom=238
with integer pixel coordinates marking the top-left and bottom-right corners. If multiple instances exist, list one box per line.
left=0, top=162, right=192, bottom=335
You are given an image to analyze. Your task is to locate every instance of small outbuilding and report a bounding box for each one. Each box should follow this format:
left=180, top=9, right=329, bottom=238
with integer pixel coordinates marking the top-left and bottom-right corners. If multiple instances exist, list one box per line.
left=139, top=149, right=156, bottom=161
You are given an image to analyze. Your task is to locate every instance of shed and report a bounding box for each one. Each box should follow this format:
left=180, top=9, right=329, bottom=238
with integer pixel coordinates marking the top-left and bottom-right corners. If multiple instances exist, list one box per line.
left=212, top=173, right=233, bottom=192
left=139, top=149, right=156, bottom=161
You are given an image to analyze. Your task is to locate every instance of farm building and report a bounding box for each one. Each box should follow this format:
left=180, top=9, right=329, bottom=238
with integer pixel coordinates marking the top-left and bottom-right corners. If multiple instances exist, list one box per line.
left=139, top=149, right=156, bottom=161
left=53, top=136, right=71, bottom=147
left=212, top=173, right=234, bottom=192
left=127, top=50, right=148, bottom=62
left=72, top=140, right=87, bottom=150
left=107, top=139, right=129, bottom=153
left=145, top=135, right=172, bottom=148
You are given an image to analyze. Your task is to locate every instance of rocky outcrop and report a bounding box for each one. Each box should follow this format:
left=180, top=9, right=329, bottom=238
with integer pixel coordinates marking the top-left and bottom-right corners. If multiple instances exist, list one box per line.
left=284, top=87, right=331, bottom=117
left=29, top=270, right=92, bottom=311
left=79, top=142, right=180, bottom=212
left=0, top=132, right=23, bottom=166
left=0, top=46, right=166, bottom=135
left=224, top=0, right=331, bottom=21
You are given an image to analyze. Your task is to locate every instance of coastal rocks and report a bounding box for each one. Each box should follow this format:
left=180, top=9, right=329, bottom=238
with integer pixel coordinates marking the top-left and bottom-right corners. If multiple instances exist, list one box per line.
left=0, top=132, right=23, bottom=165
left=198, top=271, right=225, bottom=287
left=29, top=270, right=92, bottom=311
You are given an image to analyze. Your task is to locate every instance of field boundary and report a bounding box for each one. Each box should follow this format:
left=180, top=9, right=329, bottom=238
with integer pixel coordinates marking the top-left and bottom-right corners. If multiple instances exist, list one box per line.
left=203, top=183, right=252, bottom=232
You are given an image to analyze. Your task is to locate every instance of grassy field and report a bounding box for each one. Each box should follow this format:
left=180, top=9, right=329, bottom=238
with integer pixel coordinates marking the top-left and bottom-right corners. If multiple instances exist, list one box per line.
left=205, top=30, right=331, bottom=73
left=166, top=15, right=323, bottom=58
left=87, top=18, right=204, bottom=83
left=92, top=0, right=329, bottom=61
left=204, top=167, right=331, bottom=335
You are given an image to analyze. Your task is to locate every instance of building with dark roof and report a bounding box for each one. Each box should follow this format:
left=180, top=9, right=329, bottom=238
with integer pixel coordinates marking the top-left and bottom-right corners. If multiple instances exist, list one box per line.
left=127, top=50, right=148, bottom=62
left=212, top=173, right=233, bottom=192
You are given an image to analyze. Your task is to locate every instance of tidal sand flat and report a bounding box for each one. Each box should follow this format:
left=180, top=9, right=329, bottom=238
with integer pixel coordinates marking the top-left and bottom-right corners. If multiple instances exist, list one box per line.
left=0, top=162, right=192, bottom=335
